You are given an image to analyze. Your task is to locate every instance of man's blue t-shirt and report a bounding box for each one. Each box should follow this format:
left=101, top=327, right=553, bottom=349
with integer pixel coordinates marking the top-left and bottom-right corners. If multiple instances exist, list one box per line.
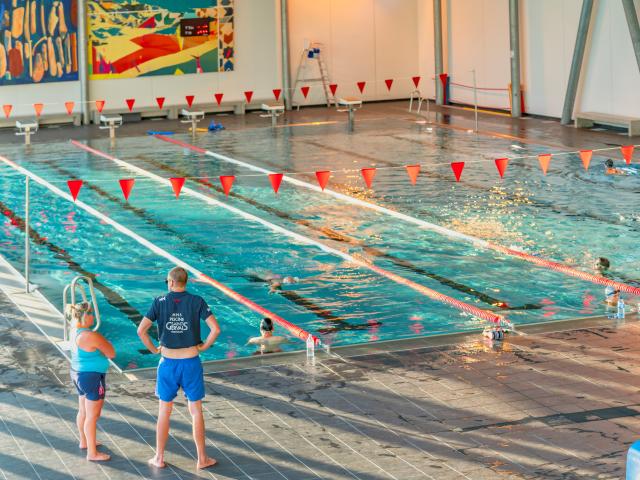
left=145, top=291, right=212, bottom=349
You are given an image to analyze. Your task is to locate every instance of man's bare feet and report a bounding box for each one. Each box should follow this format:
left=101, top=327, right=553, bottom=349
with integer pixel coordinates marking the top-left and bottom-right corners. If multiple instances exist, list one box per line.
left=148, top=456, right=166, bottom=468
left=197, top=456, right=217, bottom=469
left=79, top=441, right=102, bottom=449
left=87, top=452, right=111, bottom=462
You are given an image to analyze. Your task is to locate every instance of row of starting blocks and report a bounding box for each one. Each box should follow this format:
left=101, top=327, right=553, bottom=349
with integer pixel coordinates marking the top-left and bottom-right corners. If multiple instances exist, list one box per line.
left=14, top=96, right=375, bottom=145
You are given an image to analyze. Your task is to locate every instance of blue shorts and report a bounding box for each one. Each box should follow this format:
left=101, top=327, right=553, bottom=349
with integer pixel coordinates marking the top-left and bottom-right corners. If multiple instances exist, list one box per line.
left=156, top=356, right=205, bottom=403
left=71, top=370, right=106, bottom=401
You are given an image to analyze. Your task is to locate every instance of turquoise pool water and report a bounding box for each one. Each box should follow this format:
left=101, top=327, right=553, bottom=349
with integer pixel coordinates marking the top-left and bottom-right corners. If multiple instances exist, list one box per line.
left=0, top=117, right=637, bottom=369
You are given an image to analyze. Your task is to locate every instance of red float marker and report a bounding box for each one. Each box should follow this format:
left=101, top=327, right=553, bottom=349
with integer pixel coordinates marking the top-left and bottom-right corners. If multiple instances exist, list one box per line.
left=244, top=91, right=254, bottom=104
left=412, top=76, right=421, bottom=88
left=273, top=89, right=282, bottom=101
left=95, top=100, right=105, bottom=112
left=119, top=178, right=135, bottom=201
left=156, top=97, right=165, bottom=109
left=405, top=165, right=420, bottom=185
left=538, top=153, right=552, bottom=175
left=219, top=175, right=235, bottom=196
left=357, top=81, right=366, bottom=94
left=621, top=145, right=634, bottom=164
left=33, top=103, right=44, bottom=117
left=495, top=158, right=509, bottom=179
left=2, top=105, right=11, bottom=118
left=361, top=168, right=377, bottom=189
left=451, top=162, right=465, bottom=182
left=315, top=171, right=331, bottom=191
left=214, top=93, right=224, bottom=106
left=67, top=180, right=83, bottom=201
left=185, top=95, right=195, bottom=108
left=170, top=177, right=185, bottom=198
left=329, top=84, right=338, bottom=96
left=126, top=98, right=135, bottom=112
left=385, top=79, right=393, bottom=91
left=579, top=150, right=592, bottom=171
left=301, top=86, right=310, bottom=99
left=269, top=173, right=283, bottom=194
left=65, top=101, right=74, bottom=115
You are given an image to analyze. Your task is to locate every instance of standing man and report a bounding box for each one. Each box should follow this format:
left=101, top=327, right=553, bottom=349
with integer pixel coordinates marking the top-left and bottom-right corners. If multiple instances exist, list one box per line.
left=138, top=266, right=221, bottom=470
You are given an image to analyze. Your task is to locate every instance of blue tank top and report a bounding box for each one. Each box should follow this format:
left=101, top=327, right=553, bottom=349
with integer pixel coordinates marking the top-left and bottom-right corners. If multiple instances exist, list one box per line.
left=71, top=328, right=110, bottom=373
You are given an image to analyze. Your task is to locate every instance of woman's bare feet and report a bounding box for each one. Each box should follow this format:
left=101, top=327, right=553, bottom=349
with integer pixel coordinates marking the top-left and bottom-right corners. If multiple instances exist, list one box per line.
left=87, top=451, right=111, bottom=462
left=79, top=441, right=102, bottom=449
left=148, top=456, right=166, bottom=468
left=197, top=456, right=217, bottom=469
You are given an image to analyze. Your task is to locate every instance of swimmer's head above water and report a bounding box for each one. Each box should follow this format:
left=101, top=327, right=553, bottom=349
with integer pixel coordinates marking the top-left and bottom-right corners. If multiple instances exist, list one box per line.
left=595, top=257, right=610, bottom=272
left=260, top=317, right=274, bottom=335
left=605, top=159, right=614, bottom=168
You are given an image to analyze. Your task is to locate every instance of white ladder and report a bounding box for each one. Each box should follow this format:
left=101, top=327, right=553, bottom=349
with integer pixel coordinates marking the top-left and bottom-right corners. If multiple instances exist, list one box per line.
left=292, top=41, right=336, bottom=109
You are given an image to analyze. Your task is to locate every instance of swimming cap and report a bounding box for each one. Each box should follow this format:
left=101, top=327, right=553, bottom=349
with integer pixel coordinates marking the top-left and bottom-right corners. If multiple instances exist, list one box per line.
left=260, top=317, right=274, bottom=331
left=605, top=159, right=614, bottom=168
left=605, top=286, right=617, bottom=297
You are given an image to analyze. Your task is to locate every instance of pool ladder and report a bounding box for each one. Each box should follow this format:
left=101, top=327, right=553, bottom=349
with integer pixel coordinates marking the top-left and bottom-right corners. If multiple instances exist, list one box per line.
left=62, top=275, right=102, bottom=347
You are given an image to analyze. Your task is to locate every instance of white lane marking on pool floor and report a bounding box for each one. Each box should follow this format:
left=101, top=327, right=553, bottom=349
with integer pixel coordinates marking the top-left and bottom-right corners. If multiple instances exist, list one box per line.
left=155, top=136, right=640, bottom=296
left=0, top=152, right=312, bottom=343
left=70, top=141, right=499, bottom=323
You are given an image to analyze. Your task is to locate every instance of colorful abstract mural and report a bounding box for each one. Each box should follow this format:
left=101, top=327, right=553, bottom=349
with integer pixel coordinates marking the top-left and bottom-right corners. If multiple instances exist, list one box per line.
left=0, top=0, right=79, bottom=85
left=88, top=0, right=234, bottom=79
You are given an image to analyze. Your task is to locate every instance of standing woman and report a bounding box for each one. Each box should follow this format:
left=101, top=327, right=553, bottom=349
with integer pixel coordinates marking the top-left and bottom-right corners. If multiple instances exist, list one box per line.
left=68, top=302, right=115, bottom=462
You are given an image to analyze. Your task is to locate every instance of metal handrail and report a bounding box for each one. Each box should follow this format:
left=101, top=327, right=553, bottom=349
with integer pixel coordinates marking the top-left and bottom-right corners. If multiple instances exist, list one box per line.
left=62, top=275, right=101, bottom=342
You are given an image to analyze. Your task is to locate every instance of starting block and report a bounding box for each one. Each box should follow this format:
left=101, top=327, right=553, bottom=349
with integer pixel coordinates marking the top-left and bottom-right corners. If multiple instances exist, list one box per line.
left=181, top=109, right=205, bottom=136
left=15, top=120, right=39, bottom=145
left=337, top=97, right=362, bottom=130
left=99, top=115, right=123, bottom=139
left=260, top=102, right=285, bottom=127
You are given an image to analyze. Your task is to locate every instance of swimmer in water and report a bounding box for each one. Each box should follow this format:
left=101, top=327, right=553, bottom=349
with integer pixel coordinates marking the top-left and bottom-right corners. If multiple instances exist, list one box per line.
left=595, top=257, right=610, bottom=275
left=246, top=318, right=289, bottom=354
left=605, top=286, right=620, bottom=307
left=245, top=269, right=302, bottom=293
left=605, top=159, right=628, bottom=176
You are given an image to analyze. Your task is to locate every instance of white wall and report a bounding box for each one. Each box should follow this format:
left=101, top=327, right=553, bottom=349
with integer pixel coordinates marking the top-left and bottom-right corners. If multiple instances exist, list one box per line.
left=288, top=0, right=419, bottom=105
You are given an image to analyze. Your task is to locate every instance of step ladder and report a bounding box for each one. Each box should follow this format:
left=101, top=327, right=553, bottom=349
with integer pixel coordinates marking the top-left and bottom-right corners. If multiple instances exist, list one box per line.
left=292, top=41, right=336, bottom=109
left=62, top=275, right=102, bottom=348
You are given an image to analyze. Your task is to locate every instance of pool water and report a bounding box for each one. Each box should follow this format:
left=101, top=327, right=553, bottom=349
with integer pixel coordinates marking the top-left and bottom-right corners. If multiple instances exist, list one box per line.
left=0, top=117, right=637, bottom=369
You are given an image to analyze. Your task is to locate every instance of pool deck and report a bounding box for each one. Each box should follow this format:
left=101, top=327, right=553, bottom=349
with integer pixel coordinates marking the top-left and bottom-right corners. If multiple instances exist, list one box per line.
left=0, top=103, right=639, bottom=479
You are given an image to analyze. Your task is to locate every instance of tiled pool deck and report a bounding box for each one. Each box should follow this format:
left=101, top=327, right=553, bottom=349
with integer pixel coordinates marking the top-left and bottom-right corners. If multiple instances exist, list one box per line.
left=1, top=103, right=639, bottom=479
left=1, top=284, right=639, bottom=479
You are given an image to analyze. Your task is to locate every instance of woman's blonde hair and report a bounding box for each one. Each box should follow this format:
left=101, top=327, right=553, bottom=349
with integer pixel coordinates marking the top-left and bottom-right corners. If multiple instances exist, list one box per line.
left=65, top=302, right=93, bottom=328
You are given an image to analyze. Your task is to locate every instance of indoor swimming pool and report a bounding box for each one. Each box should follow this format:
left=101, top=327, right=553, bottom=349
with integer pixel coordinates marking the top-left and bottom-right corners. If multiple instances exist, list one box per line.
left=0, top=117, right=637, bottom=369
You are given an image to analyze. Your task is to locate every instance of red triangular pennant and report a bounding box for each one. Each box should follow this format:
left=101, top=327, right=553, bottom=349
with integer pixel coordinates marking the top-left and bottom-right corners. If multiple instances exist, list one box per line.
left=170, top=177, right=185, bottom=198
left=126, top=98, right=135, bottom=111
left=67, top=180, right=83, bottom=201
left=329, top=84, right=338, bottom=96
left=119, top=178, right=135, bottom=201
left=65, top=101, right=74, bottom=115
left=538, top=154, right=552, bottom=175
left=412, top=76, right=421, bottom=88
left=214, top=93, right=224, bottom=106
left=385, top=79, right=393, bottom=91
left=301, top=86, right=310, bottom=99
left=357, top=81, right=366, bottom=94
left=95, top=100, right=105, bottom=112
left=244, top=91, right=254, bottom=103
left=579, top=150, right=592, bottom=171
left=361, top=168, right=377, bottom=189
left=405, top=165, right=420, bottom=185
left=219, top=176, right=235, bottom=196
left=451, top=162, right=465, bottom=182
left=156, top=97, right=165, bottom=109
left=2, top=104, right=12, bottom=118
left=185, top=95, right=195, bottom=107
left=273, top=89, right=282, bottom=101
left=269, top=173, right=283, bottom=194
left=495, top=158, right=509, bottom=179
left=315, top=171, right=331, bottom=191
left=621, top=145, right=634, bottom=164
left=33, top=103, right=44, bottom=117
